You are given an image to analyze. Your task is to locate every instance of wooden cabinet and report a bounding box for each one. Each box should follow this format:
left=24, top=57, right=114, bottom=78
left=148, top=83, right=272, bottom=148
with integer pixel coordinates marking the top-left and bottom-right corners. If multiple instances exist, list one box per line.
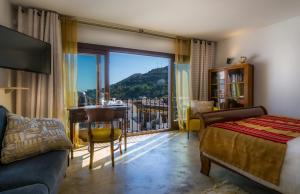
left=208, top=64, right=253, bottom=110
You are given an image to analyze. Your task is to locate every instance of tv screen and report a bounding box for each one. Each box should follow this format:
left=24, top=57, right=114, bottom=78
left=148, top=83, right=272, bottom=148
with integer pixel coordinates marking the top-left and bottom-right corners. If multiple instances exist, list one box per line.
left=0, top=25, right=51, bottom=74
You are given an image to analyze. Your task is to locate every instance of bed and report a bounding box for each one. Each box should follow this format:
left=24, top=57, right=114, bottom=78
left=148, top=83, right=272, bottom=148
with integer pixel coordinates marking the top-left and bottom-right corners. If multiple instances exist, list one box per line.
left=199, top=106, right=300, bottom=194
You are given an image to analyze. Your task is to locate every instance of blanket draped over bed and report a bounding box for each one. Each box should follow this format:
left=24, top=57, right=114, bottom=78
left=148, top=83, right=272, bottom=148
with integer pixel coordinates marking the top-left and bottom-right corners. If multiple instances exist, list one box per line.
left=200, top=115, right=300, bottom=185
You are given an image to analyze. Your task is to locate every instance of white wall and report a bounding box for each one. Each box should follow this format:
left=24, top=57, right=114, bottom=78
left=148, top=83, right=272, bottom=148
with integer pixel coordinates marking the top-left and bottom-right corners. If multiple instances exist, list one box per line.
left=0, top=10, right=175, bottom=111
left=78, top=23, right=175, bottom=54
left=216, top=16, right=300, bottom=117
left=0, top=0, right=13, bottom=111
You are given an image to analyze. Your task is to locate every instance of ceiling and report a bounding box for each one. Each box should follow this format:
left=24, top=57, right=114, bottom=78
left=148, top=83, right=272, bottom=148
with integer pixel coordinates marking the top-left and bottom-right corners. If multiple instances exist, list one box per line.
left=9, top=0, right=300, bottom=40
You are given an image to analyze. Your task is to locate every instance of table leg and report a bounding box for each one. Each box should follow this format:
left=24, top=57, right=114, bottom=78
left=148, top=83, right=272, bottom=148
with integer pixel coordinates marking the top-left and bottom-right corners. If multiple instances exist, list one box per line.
left=124, top=113, right=127, bottom=151
left=70, top=121, right=74, bottom=159
left=125, top=131, right=127, bottom=151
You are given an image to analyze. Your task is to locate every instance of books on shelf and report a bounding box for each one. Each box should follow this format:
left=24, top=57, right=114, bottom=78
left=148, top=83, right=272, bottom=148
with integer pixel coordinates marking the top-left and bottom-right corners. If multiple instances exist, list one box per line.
left=209, top=64, right=253, bottom=109
left=230, top=83, right=244, bottom=98
left=229, top=72, right=244, bottom=98
left=229, top=72, right=244, bottom=83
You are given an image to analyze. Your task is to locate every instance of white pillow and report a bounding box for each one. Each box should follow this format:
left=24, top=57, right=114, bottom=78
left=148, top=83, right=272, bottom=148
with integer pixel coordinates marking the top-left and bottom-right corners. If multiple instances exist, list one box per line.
left=190, top=100, right=214, bottom=115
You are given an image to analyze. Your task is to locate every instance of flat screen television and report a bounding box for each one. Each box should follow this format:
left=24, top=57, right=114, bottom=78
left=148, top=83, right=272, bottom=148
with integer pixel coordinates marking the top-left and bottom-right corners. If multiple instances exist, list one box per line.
left=0, top=25, right=51, bottom=74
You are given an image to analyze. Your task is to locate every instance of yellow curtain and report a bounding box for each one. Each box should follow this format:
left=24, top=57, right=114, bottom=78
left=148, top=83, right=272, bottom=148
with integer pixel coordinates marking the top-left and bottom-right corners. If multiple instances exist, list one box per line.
left=61, top=17, right=80, bottom=145
left=175, top=39, right=191, bottom=130
left=175, top=39, right=190, bottom=64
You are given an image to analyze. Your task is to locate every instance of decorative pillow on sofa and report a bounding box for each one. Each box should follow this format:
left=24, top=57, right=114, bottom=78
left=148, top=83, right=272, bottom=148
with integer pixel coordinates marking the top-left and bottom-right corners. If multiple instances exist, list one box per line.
left=1, top=113, right=72, bottom=164
left=190, top=100, right=214, bottom=118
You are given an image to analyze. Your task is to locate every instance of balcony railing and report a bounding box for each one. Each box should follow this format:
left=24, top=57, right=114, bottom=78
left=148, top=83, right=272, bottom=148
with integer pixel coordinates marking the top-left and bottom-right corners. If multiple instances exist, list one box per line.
left=78, top=92, right=171, bottom=134
left=121, top=98, right=169, bottom=133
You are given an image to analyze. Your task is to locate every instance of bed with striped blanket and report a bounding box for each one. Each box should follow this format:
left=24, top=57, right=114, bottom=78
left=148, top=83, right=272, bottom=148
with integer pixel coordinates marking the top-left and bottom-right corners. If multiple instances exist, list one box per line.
left=212, top=115, right=300, bottom=143
left=199, top=107, right=300, bottom=194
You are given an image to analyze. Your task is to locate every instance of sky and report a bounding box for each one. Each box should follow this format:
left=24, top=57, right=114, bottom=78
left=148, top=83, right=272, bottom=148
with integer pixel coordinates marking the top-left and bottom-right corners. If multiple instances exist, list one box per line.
left=77, top=54, right=97, bottom=91
left=77, top=52, right=171, bottom=91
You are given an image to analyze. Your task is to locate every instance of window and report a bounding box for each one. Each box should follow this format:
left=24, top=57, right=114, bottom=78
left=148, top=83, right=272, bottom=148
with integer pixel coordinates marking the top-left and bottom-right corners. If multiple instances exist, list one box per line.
left=77, top=54, right=97, bottom=105
left=109, top=52, right=171, bottom=99
left=77, top=43, right=176, bottom=130
left=77, top=47, right=108, bottom=106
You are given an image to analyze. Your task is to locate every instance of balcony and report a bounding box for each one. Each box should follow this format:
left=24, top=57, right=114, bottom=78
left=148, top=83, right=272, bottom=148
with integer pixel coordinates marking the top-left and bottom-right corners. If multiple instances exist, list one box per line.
left=122, top=98, right=169, bottom=133
left=78, top=96, right=171, bottom=135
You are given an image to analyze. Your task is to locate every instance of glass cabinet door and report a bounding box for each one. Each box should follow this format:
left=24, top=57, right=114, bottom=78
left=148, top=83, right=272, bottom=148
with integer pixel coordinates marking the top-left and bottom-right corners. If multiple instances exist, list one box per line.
left=210, top=71, right=226, bottom=109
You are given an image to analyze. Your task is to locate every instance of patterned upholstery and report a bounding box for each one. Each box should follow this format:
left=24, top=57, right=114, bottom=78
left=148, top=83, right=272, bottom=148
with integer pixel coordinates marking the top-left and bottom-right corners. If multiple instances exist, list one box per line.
left=1, top=113, right=72, bottom=164
left=0, top=106, right=8, bottom=153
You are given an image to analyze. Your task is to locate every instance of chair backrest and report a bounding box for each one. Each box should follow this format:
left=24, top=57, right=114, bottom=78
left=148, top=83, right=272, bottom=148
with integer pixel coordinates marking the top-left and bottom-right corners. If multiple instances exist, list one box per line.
left=0, top=106, right=8, bottom=151
left=85, top=108, right=125, bottom=139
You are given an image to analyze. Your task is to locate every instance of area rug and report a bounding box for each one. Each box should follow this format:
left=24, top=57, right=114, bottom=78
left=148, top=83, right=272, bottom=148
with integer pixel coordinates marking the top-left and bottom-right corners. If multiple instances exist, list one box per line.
left=201, top=181, right=248, bottom=194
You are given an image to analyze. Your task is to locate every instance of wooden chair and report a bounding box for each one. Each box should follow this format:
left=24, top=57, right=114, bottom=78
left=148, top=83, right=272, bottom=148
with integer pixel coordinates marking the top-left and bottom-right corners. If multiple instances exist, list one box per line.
left=85, top=108, right=126, bottom=168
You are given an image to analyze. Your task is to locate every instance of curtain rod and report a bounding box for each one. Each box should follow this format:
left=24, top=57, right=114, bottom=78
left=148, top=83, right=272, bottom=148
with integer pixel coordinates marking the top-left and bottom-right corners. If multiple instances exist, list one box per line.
left=15, top=4, right=210, bottom=42
left=75, top=17, right=191, bottom=41
left=15, top=5, right=60, bottom=15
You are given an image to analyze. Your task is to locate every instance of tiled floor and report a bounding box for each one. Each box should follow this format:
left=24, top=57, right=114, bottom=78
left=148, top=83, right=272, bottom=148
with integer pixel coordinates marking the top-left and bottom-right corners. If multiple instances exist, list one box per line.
left=59, top=131, right=279, bottom=194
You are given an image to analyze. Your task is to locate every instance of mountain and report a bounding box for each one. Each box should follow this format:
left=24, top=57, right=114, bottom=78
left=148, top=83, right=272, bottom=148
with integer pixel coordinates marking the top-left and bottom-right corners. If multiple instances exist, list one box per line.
left=81, top=66, right=168, bottom=100
left=110, top=66, right=168, bottom=99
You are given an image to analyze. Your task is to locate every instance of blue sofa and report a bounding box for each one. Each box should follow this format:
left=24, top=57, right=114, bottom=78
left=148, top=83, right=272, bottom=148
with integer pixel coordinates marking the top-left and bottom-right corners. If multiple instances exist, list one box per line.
left=0, top=106, right=69, bottom=194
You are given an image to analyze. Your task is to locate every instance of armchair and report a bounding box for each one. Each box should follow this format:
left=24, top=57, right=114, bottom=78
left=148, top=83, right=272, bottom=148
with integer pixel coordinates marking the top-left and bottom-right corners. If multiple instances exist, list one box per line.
left=186, top=101, right=216, bottom=139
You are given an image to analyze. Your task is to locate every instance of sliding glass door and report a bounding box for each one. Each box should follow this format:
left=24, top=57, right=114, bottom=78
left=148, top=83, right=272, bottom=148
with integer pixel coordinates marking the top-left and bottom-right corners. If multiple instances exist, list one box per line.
left=77, top=48, right=108, bottom=105
left=77, top=53, right=97, bottom=105
left=77, top=43, right=176, bottom=131
left=109, top=52, right=170, bottom=99
left=109, top=51, right=172, bottom=131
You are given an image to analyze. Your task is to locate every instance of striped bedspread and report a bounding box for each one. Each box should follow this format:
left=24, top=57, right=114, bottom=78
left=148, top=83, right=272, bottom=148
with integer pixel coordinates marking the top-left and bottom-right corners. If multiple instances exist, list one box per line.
left=201, top=115, right=300, bottom=185
left=211, top=115, right=300, bottom=143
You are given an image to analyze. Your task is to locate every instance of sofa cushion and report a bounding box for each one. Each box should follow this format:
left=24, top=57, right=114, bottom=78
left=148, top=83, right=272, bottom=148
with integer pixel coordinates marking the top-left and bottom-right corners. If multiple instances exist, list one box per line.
left=0, top=150, right=68, bottom=193
left=0, top=106, right=8, bottom=153
left=1, top=113, right=72, bottom=164
left=0, top=184, right=48, bottom=194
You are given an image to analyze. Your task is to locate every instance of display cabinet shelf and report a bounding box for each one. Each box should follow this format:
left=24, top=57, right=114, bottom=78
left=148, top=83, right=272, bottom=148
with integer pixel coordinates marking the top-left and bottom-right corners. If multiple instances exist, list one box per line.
left=208, top=64, right=253, bottom=110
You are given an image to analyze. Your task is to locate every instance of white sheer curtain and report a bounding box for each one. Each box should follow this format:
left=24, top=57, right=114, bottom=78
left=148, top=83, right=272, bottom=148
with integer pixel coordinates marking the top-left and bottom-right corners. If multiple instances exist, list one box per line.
left=15, top=6, right=64, bottom=119
left=175, top=63, right=190, bottom=130
left=190, top=39, right=216, bottom=101
left=175, top=39, right=191, bottom=130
